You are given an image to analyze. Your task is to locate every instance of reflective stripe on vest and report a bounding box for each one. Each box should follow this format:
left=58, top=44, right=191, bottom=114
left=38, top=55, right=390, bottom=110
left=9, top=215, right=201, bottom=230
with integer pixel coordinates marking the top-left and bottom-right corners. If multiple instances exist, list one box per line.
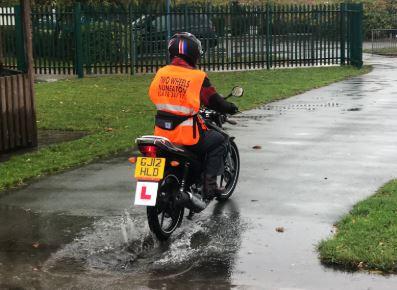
left=149, top=65, right=206, bottom=146
left=155, top=104, right=196, bottom=115
left=179, top=118, right=193, bottom=126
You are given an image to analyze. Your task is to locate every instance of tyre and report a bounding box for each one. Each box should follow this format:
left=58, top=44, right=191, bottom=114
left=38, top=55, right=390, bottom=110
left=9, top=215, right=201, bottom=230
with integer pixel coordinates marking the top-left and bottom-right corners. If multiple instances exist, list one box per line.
left=147, top=173, right=184, bottom=241
left=217, top=140, right=240, bottom=201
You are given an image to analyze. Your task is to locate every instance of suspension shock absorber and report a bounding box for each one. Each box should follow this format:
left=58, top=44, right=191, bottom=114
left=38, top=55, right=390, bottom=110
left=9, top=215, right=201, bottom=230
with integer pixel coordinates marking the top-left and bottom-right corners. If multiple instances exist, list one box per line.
left=176, top=162, right=207, bottom=213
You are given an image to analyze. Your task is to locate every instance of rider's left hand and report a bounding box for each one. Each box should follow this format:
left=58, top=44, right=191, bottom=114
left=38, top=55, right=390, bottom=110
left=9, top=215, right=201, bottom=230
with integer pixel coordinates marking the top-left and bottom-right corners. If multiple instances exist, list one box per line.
left=229, top=103, right=239, bottom=115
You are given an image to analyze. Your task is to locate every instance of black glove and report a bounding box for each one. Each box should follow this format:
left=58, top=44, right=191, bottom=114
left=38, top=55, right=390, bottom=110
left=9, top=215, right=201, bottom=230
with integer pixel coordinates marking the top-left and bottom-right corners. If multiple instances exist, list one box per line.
left=228, top=103, right=239, bottom=115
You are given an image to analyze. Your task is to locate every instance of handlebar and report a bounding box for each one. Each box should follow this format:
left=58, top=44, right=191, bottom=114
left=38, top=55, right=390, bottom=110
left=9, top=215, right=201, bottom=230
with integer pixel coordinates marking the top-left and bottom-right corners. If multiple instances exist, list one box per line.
left=200, top=86, right=243, bottom=127
left=200, top=108, right=238, bottom=128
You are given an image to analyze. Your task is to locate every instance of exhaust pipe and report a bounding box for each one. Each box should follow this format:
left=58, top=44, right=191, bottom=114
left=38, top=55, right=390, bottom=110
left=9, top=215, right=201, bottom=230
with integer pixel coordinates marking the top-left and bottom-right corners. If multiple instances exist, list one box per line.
left=175, top=191, right=208, bottom=213
left=186, top=192, right=208, bottom=213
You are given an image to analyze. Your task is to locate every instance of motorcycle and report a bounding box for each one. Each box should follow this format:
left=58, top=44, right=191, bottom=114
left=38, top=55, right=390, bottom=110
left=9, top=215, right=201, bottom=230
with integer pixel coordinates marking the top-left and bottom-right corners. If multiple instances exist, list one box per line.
left=130, top=86, right=244, bottom=240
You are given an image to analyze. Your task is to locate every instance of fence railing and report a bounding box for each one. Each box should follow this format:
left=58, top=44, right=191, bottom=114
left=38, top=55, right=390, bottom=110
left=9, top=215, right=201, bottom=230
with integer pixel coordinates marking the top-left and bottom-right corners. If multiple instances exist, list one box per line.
left=0, top=3, right=363, bottom=77
left=371, top=29, right=397, bottom=55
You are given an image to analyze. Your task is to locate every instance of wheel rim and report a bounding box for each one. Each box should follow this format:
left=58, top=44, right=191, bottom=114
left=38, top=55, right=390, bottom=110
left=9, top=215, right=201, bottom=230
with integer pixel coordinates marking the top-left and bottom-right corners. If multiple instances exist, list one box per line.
left=156, top=175, right=183, bottom=234
left=219, top=145, right=239, bottom=197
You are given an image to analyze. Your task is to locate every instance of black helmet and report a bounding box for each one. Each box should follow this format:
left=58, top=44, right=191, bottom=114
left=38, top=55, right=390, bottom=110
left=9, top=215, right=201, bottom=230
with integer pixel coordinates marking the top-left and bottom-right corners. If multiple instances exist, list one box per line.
left=168, top=32, right=203, bottom=66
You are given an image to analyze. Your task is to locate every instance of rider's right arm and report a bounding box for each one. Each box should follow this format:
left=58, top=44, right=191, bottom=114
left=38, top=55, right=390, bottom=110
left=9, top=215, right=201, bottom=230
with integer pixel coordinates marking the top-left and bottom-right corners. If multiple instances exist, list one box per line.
left=200, top=77, right=236, bottom=114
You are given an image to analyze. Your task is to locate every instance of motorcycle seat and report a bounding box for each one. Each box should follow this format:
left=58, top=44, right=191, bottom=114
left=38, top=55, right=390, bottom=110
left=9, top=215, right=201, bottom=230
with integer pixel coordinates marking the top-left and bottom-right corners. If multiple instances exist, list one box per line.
left=136, top=136, right=198, bottom=160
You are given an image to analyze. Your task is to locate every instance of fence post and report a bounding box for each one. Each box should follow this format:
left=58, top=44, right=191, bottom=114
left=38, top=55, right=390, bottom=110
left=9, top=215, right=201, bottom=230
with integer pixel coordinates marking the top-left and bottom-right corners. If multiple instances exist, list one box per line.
left=166, top=0, right=171, bottom=63
left=265, top=3, right=272, bottom=69
left=340, top=3, right=346, bottom=65
left=128, top=3, right=137, bottom=75
left=14, top=5, right=26, bottom=72
left=348, top=3, right=363, bottom=68
left=74, top=2, right=83, bottom=78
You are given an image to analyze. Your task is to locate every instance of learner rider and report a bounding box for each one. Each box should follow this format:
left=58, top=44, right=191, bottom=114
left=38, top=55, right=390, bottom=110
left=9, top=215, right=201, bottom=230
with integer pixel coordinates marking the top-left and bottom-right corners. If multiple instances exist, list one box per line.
left=148, top=32, right=238, bottom=199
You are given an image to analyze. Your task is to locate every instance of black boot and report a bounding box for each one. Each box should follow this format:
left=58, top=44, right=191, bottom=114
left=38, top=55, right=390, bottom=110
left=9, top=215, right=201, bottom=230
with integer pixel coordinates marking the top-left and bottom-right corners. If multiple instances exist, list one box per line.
left=204, top=174, right=225, bottom=200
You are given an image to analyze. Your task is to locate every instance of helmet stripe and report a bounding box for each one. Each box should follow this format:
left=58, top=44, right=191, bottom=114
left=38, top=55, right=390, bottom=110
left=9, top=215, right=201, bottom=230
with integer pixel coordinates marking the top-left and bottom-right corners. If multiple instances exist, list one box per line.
left=179, top=40, right=183, bottom=54
left=183, top=40, right=187, bottom=55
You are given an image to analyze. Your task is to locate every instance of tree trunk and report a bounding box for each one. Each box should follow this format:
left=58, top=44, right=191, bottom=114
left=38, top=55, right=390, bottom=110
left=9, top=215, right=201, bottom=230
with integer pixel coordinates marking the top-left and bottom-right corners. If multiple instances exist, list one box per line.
left=21, top=0, right=38, bottom=145
left=0, top=27, right=3, bottom=70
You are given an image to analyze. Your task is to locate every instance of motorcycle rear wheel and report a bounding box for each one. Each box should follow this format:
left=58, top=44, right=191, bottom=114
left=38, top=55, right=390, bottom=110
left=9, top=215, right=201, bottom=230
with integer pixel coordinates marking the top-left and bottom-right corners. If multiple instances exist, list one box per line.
left=147, top=173, right=184, bottom=241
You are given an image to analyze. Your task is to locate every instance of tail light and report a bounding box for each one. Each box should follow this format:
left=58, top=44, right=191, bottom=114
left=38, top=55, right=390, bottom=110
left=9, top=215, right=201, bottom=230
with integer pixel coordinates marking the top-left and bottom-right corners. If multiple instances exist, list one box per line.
left=139, top=145, right=157, bottom=157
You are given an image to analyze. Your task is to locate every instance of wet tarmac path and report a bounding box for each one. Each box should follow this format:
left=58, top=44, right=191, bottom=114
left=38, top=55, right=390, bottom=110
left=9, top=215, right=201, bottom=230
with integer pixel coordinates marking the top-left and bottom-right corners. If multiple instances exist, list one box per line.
left=1, top=55, right=397, bottom=289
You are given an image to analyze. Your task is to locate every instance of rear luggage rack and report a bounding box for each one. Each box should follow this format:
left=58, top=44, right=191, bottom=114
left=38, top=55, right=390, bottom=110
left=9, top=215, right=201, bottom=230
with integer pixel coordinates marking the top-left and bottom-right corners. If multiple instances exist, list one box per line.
left=136, top=136, right=185, bottom=153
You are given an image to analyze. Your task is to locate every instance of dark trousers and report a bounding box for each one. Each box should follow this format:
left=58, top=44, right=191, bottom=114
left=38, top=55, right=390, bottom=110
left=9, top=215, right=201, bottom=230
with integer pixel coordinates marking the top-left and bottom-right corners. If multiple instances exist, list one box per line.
left=187, top=129, right=226, bottom=176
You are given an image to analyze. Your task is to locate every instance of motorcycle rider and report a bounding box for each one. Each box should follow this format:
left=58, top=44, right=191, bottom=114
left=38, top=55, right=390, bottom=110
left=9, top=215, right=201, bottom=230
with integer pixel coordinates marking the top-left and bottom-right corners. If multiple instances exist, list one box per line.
left=148, top=32, right=238, bottom=199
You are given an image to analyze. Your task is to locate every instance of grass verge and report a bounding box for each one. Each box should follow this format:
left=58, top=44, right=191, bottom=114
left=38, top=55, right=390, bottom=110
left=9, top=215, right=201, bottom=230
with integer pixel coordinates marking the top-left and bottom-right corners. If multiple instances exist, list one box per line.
left=0, top=65, right=371, bottom=192
left=319, top=179, right=397, bottom=273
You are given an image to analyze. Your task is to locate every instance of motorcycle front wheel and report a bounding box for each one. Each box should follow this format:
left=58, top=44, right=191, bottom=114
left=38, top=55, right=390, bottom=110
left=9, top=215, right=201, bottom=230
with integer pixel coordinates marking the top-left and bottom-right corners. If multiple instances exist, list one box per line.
left=217, top=140, right=240, bottom=201
left=147, top=173, right=184, bottom=241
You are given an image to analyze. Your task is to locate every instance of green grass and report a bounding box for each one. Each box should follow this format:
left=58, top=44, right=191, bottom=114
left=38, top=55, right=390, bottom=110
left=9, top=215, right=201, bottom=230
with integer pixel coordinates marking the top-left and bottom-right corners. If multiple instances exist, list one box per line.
left=0, top=65, right=371, bottom=192
left=319, top=179, right=397, bottom=273
left=364, top=47, right=397, bottom=56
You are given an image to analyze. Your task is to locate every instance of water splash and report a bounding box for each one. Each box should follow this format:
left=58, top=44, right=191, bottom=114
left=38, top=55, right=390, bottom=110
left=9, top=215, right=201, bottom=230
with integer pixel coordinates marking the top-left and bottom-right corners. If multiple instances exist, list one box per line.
left=43, top=203, right=245, bottom=278
left=43, top=210, right=157, bottom=273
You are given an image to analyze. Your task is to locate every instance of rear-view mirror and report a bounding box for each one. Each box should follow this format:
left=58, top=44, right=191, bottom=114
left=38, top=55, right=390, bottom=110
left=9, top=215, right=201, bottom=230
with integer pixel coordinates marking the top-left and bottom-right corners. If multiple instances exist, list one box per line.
left=231, top=86, right=244, bottom=98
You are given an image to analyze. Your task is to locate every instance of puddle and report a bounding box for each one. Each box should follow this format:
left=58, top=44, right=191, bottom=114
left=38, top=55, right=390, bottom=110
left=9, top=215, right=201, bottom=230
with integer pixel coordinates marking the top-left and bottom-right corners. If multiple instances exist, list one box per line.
left=38, top=129, right=88, bottom=147
left=41, top=201, right=244, bottom=281
left=233, top=115, right=272, bottom=121
left=347, top=108, right=362, bottom=112
left=259, top=102, right=340, bottom=112
left=0, top=129, right=88, bottom=162
left=0, top=205, right=94, bottom=268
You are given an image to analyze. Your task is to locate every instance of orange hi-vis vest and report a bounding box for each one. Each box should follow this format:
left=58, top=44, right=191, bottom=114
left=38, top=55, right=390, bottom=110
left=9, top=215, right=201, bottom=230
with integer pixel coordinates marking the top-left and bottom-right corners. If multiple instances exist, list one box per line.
left=149, top=65, right=206, bottom=146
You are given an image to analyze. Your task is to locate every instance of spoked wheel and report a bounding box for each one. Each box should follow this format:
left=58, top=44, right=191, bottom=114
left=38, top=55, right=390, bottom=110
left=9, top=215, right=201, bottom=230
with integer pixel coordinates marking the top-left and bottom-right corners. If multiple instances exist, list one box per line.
left=147, top=173, right=184, bottom=241
left=217, top=140, right=240, bottom=201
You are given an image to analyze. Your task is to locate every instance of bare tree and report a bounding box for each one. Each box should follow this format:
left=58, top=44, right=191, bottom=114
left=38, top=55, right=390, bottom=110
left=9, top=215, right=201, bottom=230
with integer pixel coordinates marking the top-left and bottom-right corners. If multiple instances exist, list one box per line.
left=0, top=28, right=3, bottom=71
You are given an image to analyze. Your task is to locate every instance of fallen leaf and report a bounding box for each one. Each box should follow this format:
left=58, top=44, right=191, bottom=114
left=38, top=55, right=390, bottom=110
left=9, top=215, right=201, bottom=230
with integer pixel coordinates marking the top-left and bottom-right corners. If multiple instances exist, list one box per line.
left=275, top=227, right=285, bottom=233
left=252, top=145, right=262, bottom=150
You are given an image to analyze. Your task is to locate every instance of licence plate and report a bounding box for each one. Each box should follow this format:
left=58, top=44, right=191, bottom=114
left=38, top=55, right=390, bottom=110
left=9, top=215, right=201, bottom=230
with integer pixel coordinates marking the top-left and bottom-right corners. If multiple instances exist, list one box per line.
left=134, top=157, right=166, bottom=181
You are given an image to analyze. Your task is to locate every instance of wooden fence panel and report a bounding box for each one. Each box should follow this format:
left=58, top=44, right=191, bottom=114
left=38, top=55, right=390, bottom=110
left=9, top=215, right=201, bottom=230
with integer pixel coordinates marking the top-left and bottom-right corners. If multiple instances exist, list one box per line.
left=18, top=74, right=27, bottom=147
left=0, top=76, right=7, bottom=151
left=0, top=71, right=37, bottom=153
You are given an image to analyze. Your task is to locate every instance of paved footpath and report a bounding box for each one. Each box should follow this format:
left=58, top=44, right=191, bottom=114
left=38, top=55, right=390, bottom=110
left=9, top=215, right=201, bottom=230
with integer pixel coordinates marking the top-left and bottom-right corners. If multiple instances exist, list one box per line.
left=1, top=55, right=397, bottom=289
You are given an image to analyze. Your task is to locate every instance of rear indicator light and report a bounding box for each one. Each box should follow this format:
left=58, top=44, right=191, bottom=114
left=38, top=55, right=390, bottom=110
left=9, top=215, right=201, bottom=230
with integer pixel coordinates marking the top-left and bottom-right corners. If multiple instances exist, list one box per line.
left=170, top=160, right=180, bottom=167
left=139, top=145, right=157, bottom=157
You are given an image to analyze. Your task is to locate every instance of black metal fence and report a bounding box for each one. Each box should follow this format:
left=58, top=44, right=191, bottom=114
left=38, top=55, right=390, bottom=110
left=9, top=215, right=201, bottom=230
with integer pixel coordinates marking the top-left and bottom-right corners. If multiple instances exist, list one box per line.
left=371, top=29, right=397, bottom=55
left=0, top=3, right=363, bottom=77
